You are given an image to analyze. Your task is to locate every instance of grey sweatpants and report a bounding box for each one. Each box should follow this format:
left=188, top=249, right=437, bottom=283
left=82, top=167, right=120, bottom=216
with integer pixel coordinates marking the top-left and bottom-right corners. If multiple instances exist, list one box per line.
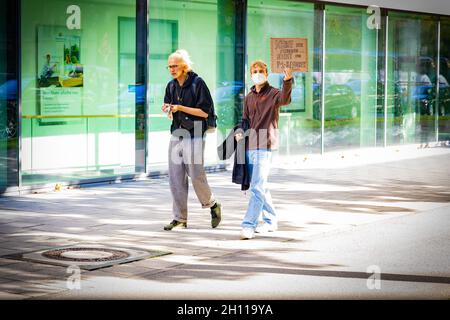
left=168, top=136, right=216, bottom=222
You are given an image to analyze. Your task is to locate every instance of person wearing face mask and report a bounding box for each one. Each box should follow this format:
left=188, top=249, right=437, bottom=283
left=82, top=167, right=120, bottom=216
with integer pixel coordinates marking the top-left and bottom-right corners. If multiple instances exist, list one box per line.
left=235, top=60, right=293, bottom=240
left=161, top=49, right=222, bottom=231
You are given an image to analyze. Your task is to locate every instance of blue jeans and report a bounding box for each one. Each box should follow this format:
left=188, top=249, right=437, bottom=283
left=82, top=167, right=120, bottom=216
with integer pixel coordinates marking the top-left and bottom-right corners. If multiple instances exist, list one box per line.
left=241, top=149, right=277, bottom=229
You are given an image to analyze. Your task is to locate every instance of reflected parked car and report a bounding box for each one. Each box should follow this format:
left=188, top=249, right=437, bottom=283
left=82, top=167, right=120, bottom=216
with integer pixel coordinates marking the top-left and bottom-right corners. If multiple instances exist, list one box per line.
left=312, top=84, right=359, bottom=120
left=0, top=77, right=19, bottom=138
left=413, top=83, right=450, bottom=116
left=214, top=80, right=244, bottom=126
left=0, top=78, right=17, bottom=100
left=438, top=85, right=450, bottom=116
left=410, top=56, right=450, bottom=115
left=214, top=81, right=244, bottom=105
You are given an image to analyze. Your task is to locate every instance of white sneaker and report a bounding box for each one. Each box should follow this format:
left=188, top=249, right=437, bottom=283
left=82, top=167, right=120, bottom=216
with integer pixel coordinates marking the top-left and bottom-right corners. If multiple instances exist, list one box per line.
left=255, top=223, right=278, bottom=233
left=240, top=228, right=255, bottom=240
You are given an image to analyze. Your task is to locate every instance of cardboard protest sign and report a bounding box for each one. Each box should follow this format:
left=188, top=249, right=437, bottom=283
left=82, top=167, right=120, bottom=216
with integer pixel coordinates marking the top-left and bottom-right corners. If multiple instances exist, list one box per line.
left=270, top=38, right=308, bottom=73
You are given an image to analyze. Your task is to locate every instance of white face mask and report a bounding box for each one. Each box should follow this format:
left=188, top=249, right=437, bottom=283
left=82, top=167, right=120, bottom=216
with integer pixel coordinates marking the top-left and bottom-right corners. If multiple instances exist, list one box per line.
left=251, top=73, right=267, bottom=85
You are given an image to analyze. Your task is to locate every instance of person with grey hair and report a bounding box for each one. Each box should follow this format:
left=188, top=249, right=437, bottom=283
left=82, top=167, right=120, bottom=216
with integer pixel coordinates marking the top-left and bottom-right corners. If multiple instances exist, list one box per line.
left=161, top=49, right=222, bottom=230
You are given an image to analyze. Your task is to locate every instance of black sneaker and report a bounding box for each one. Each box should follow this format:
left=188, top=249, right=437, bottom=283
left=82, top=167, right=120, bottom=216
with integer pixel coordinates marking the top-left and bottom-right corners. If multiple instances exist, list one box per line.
left=164, top=220, right=187, bottom=231
left=210, top=202, right=222, bottom=228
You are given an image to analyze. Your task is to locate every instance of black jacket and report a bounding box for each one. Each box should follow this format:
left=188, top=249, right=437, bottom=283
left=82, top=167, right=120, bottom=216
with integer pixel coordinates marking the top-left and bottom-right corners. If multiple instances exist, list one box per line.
left=164, top=71, right=213, bottom=137
left=218, top=119, right=251, bottom=191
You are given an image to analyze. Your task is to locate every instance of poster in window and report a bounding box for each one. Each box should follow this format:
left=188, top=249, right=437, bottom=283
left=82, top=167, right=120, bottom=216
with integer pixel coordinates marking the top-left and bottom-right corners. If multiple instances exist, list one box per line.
left=37, top=25, right=83, bottom=122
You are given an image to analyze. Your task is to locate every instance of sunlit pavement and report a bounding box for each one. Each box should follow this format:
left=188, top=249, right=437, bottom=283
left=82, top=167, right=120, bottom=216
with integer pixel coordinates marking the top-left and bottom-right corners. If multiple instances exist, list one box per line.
left=0, top=144, right=449, bottom=299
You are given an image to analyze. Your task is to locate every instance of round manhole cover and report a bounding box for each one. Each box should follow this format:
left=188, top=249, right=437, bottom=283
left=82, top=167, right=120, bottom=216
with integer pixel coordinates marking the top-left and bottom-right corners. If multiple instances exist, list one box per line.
left=42, top=247, right=130, bottom=262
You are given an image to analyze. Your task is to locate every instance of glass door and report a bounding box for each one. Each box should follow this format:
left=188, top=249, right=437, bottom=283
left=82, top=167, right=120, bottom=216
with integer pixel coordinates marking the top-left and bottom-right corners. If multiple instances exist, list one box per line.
left=324, top=5, right=378, bottom=151
left=438, top=17, right=450, bottom=141
left=247, top=0, right=319, bottom=155
left=386, top=12, right=438, bottom=145
left=0, top=0, right=19, bottom=192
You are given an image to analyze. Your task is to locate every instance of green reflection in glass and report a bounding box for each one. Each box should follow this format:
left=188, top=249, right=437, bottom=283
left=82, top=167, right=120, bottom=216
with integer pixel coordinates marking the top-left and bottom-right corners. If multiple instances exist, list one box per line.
left=21, top=0, right=137, bottom=185
left=147, top=0, right=241, bottom=169
left=324, top=5, right=378, bottom=151
left=387, top=12, right=438, bottom=145
left=247, top=0, right=319, bottom=155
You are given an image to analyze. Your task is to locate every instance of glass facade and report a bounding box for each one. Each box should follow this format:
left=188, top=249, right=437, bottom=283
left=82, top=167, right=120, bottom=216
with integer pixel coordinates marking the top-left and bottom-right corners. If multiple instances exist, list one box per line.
left=0, top=0, right=19, bottom=192
left=386, top=12, right=439, bottom=145
left=147, top=0, right=244, bottom=171
left=247, top=0, right=320, bottom=155
left=0, top=0, right=7, bottom=190
left=20, top=0, right=139, bottom=185
left=324, top=5, right=378, bottom=151
left=439, top=17, right=450, bottom=141
left=1, top=0, right=449, bottom=192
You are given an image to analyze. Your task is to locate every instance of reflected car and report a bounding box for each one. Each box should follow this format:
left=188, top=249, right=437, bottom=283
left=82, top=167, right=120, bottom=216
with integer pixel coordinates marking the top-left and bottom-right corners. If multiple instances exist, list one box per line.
left=410, top=56, right=450, bottom=115
left=438, top=85, right=450, bottom=116
left=410, top=78, right=450, bottom=116
left=0, top=77, right=19, bottom=138
left=214, top=81, right=244, bottom=126
left=312, top=84, right=359, bottom=120
left=412, top=83, right=434, bottom=115
left=0, top=78, right=18, bottom=100
left=214, top=81, right=244, bottom=105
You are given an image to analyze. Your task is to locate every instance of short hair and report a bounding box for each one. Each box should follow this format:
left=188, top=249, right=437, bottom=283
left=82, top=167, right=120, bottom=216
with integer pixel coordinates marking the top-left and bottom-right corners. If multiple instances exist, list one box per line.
left=250, top=60, right=268, bottom=73
left=169, top=49, right=193, bottom=71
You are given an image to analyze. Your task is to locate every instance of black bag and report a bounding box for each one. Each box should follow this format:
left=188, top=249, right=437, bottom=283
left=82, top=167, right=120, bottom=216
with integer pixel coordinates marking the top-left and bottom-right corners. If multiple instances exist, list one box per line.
left=190, top=77, right=217, bottom=133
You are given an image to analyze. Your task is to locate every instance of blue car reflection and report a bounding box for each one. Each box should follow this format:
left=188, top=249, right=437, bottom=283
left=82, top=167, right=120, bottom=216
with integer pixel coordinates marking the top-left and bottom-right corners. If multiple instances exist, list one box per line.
left=0, top=77, right=19, bottom=138
left=214, top=81, right=244, bottom=126
left=214, top=81, right=244, bottom=105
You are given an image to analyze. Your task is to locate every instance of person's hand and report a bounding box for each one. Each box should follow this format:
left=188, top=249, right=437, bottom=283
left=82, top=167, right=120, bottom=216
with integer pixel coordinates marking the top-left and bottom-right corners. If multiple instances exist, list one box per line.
left=170, top=104, right=182, bottom=113
left=161, top=104, right=171, bottom=113
left=283, top=67, right=293, bottom=81
left=235, top=133, right=243, bottom=142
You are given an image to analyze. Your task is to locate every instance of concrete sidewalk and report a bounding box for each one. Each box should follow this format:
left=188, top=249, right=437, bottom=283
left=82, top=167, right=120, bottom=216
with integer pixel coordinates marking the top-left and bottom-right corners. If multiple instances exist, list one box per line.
left=0, top=145, right=449, bottom=299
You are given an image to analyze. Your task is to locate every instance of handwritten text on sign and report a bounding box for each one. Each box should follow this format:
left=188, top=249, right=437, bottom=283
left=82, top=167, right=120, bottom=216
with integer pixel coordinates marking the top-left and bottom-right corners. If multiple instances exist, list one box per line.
left=270, top=38, right=308, bottom=73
